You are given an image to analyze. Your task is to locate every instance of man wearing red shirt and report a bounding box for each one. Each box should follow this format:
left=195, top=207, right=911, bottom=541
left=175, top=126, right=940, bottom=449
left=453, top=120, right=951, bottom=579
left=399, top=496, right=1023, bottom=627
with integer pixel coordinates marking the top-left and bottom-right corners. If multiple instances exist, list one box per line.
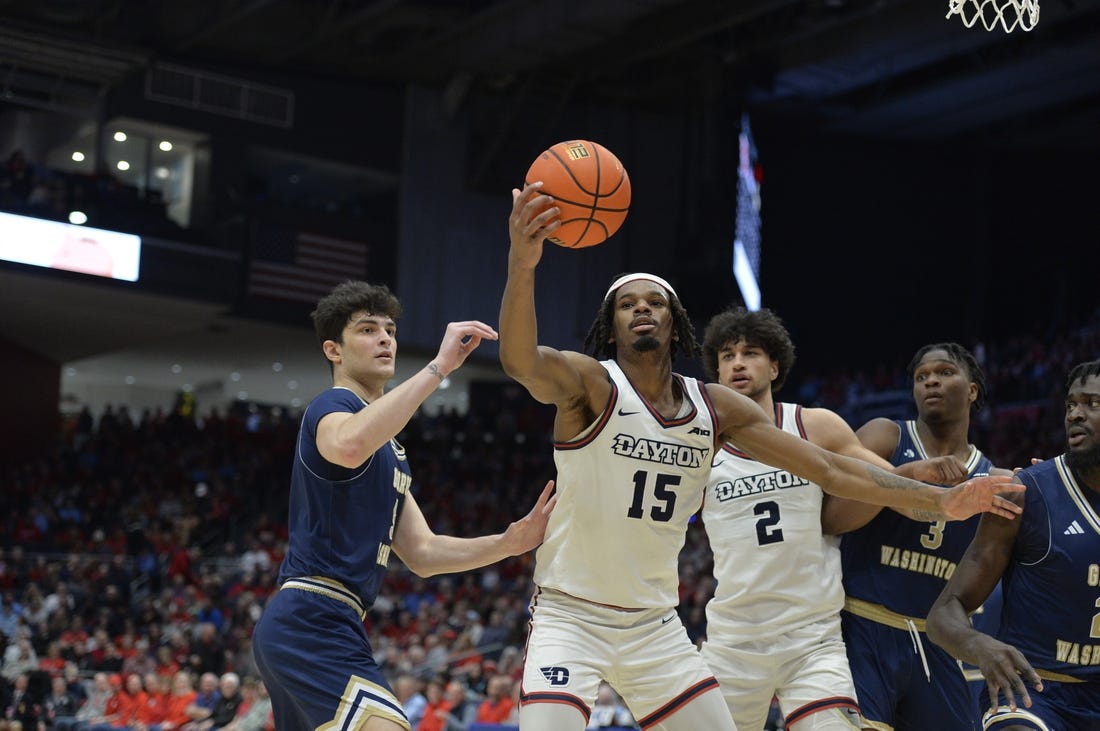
left=474, top=675, right=515, bottom=724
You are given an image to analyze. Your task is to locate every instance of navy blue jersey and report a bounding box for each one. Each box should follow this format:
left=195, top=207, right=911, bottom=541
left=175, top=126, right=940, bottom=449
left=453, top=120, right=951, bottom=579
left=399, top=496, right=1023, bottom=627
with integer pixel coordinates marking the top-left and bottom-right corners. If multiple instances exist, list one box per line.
left=277, top=387, right=411, bottom=607
left=1001, top=456, right=1100, bottom=682
left=841, top=420, right=994, bottom=619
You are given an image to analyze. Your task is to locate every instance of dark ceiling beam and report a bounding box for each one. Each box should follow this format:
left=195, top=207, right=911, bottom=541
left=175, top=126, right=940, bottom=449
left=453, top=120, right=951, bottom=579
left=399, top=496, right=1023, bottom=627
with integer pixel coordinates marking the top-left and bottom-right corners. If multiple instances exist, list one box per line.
left=374, top=0, right=801, bottom=81
left=264, top=0, right=406, bottom=65
left=174, top=0, right=280, bottom=52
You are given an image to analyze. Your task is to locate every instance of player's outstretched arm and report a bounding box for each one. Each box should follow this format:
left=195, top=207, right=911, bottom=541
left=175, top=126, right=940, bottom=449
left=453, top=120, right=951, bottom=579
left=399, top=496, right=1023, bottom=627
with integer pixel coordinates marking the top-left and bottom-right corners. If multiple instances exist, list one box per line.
left=500, top=183, right=594, bottom=407
left=392, top=480, right=557, bottom=578
left=816, top=409, right=977, bottom=532
left=318, top=321, right=497, bottom=467
left=927, top=499, right=1042, bottom=712
left=709, top=383, right=1023, bottom=521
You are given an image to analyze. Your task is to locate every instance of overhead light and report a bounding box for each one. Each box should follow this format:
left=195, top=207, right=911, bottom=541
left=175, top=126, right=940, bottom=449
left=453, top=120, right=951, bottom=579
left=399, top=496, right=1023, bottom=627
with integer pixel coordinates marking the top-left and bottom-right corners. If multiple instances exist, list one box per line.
left=72, top=151, right=85, bottom=162
left=272, top=362, right=283, bottom=372
left=113, top=131, right=127, bottom=142
left=117, top=160, right=130, bottom=171
left=154, top=167, right=170, bottom=179
left=159, top=140, right=173, bottom=151
left=171, top=364, right=182, bottom=374
left=68, top=211, right=88, bottom=225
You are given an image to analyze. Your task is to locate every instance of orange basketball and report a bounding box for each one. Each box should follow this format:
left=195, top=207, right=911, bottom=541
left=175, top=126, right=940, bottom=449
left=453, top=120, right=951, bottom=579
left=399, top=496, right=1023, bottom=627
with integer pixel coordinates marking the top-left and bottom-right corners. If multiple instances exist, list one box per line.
left=524, top=140, right=631, bottom=248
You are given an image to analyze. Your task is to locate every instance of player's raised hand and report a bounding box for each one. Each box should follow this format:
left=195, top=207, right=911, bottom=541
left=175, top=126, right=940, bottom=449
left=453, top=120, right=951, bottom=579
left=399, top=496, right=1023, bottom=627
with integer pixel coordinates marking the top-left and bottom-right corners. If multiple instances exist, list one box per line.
left=432, top=320, right=498, bottom=376
left=939, top=475, right=1025, bottom=521
left=509, top=182, right=560, bottom=267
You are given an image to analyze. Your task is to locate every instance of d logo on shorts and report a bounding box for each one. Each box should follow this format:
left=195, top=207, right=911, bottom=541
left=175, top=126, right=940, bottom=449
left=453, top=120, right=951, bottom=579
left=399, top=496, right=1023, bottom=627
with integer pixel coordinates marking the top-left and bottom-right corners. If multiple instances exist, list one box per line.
left=540, top=666, right=570, bottom=686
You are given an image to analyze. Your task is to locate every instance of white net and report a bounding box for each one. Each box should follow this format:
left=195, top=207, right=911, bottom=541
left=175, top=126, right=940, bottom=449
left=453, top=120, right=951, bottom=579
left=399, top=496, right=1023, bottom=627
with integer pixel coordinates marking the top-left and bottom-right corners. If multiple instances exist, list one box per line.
left=946, top=0, right=1040, bottom=32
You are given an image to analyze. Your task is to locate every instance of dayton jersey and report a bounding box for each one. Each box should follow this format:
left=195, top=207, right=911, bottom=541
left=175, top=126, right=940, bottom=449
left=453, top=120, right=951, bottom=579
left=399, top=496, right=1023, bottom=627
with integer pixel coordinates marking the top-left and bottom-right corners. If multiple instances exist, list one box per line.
left=703, top=402, right=842, bottom=643
left=841, top=420, right=993, bottom=619
left=277, top=387, right=411, bottom=607
left=533, top=359, right=717, bottom=609
left=1000, top=456, right=1100, bottom=681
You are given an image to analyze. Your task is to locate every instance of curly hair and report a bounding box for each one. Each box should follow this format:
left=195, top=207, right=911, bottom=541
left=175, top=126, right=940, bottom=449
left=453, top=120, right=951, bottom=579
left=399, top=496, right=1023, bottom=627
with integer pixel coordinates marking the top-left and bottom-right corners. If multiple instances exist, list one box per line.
left=1067, top=359, right=1100, bottom=391
left=906, top=342, right=987, bottom=413
left=310, top=281, right=402, bottom=370
left=700, top=306, right=796, bottom=391
left=582, top=274, right=699, bottom=363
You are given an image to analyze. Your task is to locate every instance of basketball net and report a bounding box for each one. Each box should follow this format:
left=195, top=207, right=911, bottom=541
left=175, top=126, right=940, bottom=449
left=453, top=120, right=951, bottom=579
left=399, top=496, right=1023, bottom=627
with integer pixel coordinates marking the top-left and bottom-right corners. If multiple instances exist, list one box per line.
left=946, top=0, right=1039, bottom=32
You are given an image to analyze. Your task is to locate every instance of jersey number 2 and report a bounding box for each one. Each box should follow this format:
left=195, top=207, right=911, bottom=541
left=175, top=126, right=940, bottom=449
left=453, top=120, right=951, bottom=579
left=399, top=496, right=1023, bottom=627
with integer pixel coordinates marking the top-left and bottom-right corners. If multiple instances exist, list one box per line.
left=754, top=500, right=784, bottom=545
left=627, top=470, right=679, bottom=522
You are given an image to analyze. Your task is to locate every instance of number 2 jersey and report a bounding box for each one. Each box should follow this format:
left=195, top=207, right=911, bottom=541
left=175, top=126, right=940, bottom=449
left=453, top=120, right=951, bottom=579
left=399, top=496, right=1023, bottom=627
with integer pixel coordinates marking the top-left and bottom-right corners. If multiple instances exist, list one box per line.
left=703, top=402, right=842, bottom=643
left=840, top=419, right=993, bottom=621
left=532, top=359, right=718, bottom=609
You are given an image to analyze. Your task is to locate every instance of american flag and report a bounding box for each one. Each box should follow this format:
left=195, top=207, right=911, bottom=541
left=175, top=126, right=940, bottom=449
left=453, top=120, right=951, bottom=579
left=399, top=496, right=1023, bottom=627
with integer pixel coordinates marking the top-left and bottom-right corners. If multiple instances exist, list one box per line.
left=248, top=223, right=368, bottom=303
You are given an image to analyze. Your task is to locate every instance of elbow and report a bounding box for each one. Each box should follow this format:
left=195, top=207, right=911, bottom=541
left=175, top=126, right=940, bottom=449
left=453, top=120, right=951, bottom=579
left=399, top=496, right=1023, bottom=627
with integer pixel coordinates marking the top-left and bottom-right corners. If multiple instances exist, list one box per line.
left=406, top=563, right=440, bottom=579
left=396, top=544, right=437, bottom=579
left=499, top=351, right=529, bottom=380
left=925, top=617, right=944, bottom=647
left=329, top=435, right=373, bottom=468
left=924, top=602, right=948, bottom=646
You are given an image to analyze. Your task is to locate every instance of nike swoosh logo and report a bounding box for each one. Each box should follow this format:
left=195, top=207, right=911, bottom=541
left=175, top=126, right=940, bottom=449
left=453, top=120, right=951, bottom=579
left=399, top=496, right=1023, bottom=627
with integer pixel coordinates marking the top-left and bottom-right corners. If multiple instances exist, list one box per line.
left=661, top=614, right=676, bottom=625
left=618, top=408, right=640, bottom=416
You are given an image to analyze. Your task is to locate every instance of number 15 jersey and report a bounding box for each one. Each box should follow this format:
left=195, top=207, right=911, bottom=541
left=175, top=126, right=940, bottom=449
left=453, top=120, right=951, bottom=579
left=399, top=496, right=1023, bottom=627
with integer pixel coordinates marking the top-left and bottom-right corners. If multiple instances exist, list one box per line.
left=533, top=359, right=718, bottom=609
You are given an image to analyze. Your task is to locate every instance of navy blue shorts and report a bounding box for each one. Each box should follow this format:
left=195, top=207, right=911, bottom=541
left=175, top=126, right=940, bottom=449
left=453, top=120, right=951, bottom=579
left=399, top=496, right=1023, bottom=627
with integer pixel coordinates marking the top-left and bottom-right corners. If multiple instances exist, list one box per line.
left=982, top=678, right=1100, bottom=731
left=842, top=611, right=978, bottom=731
left=253, top=580, right=409, bottom=731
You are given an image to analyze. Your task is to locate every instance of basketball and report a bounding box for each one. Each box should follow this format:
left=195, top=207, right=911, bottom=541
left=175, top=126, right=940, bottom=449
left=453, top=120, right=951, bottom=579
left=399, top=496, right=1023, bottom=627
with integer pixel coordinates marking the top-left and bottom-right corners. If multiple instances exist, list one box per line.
left=524, top=140, right=631, bottom=248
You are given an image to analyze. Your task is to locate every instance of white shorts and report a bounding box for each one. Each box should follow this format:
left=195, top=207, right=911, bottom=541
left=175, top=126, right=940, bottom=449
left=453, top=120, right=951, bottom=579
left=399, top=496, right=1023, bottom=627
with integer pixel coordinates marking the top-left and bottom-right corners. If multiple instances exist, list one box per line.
left=701, top=614, right=862, bottom=730
left=521, top=588, right=722, bottom=728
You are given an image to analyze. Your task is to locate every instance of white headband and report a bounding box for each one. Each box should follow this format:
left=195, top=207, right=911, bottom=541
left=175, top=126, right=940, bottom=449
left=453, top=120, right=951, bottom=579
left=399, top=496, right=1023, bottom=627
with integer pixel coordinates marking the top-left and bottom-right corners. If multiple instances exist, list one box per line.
left=604, top=272, right=678, bottom=301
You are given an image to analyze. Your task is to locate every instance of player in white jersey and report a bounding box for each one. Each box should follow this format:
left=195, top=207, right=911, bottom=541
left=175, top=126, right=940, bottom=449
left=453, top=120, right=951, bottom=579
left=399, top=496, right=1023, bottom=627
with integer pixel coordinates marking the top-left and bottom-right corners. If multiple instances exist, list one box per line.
left=698, top=306, right=961, bottom=731
left=502, top=183, right=1023, bottom=731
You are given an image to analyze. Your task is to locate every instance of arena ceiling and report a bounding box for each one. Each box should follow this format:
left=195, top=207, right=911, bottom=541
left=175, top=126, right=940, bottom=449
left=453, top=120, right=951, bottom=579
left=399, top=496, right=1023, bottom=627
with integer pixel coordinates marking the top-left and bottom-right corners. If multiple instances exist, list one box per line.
left=0, top=0, right=1098, bottom=149
left=1, top=0, right=1097, bottom=408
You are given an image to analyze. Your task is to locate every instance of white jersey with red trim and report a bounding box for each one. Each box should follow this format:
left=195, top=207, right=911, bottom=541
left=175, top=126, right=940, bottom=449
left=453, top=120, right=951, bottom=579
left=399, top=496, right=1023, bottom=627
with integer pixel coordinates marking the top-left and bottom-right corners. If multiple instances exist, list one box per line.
left=532, top=359, right=718, bottom=609
left=703, top=402, right=843, bottom=643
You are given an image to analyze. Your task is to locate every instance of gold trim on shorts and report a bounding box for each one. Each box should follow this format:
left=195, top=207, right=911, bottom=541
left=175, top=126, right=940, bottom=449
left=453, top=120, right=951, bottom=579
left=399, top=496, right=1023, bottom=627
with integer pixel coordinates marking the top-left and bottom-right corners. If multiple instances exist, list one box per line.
left=843, top=596, right=925, bottom=633
left=281, top=576, right=367, bottom=621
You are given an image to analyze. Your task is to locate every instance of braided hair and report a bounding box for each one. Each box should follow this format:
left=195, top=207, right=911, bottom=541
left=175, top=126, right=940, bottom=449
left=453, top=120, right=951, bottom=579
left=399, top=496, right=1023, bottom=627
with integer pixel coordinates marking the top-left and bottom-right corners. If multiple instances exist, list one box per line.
left=582, top=275, right=700, bottom=362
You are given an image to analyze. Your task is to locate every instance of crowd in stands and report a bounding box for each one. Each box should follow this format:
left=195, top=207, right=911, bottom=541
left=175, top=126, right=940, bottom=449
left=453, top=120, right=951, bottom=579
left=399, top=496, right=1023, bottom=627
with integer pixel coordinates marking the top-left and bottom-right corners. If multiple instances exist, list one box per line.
left=0, top=148, right=184, bottom=239
left=1, top=312, right=1096, bottom=731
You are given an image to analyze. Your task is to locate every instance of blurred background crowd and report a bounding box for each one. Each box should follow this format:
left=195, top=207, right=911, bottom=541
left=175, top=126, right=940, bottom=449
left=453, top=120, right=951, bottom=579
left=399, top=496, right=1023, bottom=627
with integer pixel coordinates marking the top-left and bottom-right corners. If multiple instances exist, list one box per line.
left=2, top=307, right=1096, bottom=731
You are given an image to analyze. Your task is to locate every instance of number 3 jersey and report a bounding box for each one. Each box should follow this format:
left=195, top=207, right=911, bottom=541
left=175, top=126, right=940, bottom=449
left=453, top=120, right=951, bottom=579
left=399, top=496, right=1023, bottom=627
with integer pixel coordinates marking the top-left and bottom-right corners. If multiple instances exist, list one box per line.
left=703, top=402, right=842, bottom=643
left=840, top=419, right=993, bottom=621
left=533, top=359, right=718, bottom=609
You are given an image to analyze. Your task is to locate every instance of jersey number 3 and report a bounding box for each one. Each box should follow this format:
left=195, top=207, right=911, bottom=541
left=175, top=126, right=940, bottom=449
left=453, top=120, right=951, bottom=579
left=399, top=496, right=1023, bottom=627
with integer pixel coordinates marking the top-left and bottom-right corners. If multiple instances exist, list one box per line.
left=627, top=470, right=679, bottom=522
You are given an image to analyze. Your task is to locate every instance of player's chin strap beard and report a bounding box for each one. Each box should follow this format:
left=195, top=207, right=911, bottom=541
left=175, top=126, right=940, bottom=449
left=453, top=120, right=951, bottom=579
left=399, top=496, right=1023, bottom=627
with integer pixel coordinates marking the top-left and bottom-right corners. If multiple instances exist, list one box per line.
left=906, top=619, right=932, bottom=683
